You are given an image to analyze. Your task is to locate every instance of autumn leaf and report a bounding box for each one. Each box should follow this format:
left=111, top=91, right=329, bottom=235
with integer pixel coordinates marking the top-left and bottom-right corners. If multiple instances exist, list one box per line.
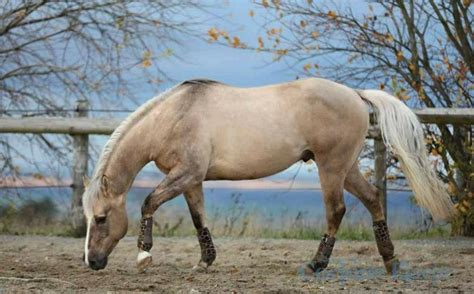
left=327, top=10, right=337, bottom=19
left=385, top=33, right=394, bottom=43
left=276, top=49, right=288, bottom=56
left=232, top=36, right=241, bottom=48
left=303, top=63, right=311, bottom=71
left=396, top=51, right=404, bottom=62
left=379, top=83, right=385, bottom=90
left=208, top=27, right=219, bottom=41
left=311, top=31, right=319, bottom=38
left=142, top=59, right=151, bottom=68
left=249, top=10, right=254, bottom=17
left=258, top=37, right=264, bottom=49
left=307, top=0, right=313, bottom=5
left=300, top=20, right=306, bottom=28
left=271, top=0, right=281, bottom=8
left=142, top=50, right=152, bottom=67
left=220, top=30, right=230, bottom=40
left=161, top=48, right=173, bottom=58
left=262, top=0, right=269, bottom=8
left=268, top=28, right=281, bottom=35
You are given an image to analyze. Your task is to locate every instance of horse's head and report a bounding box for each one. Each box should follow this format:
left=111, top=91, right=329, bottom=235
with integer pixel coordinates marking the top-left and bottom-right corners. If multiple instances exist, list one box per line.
left=82, top=175, right=128, bottom=270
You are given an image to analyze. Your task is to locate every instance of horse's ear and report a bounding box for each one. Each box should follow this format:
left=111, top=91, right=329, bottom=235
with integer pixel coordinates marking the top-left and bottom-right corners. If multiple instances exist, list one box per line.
left=101, top=175, right=109, bottom=193
left=83, top=175, right=90, bottom=188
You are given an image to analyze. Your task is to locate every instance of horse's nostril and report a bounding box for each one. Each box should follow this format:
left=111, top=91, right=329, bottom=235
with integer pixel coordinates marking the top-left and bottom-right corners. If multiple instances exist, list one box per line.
left=88, top=256, right=108, bottom=270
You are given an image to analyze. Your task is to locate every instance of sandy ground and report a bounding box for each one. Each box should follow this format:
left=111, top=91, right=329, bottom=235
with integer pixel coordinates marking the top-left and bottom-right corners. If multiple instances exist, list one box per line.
left=0, top=235, right=472, bottom=292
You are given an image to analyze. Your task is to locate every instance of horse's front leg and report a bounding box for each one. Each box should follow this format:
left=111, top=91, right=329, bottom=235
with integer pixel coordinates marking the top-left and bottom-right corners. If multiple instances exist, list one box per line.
left=184, top=183, right=216, bottom=270
left=137, top=166, right=200, bottom=273
left=305, top=169, right=346, bottom=274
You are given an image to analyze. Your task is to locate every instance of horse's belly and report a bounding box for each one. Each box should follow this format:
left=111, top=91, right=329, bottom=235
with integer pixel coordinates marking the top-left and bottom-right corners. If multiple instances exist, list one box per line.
left=205, top=138, right=306, bottom=180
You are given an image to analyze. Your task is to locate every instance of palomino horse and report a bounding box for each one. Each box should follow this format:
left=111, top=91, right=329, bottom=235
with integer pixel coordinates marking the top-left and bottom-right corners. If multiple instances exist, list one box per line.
left=82, top=78, right=455, bottom=274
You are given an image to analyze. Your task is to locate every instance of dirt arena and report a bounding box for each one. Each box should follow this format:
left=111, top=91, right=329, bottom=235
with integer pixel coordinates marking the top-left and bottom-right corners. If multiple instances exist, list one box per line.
left=0, top=235, right=472, bottom=292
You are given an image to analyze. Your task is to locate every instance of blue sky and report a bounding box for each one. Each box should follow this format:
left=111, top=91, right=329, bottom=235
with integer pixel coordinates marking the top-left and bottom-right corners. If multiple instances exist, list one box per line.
left=138, top=1, right=296, bottom=94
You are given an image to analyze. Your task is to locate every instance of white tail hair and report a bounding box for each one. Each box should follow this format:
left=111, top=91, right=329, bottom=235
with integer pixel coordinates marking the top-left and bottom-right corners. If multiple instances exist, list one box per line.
left=357, top=89, right=456, bottom=221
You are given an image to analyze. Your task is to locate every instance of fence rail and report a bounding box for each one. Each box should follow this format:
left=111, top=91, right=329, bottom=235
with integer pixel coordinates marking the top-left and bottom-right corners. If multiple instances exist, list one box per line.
left=1, top=108, right=473, bottom=135
left=1, top=102, right=473, bottom=228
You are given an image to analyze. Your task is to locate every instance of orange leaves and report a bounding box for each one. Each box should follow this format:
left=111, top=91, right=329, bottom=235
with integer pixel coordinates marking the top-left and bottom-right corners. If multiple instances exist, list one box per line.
left=300, top=20, right=307, bottom=28
left=267, top=28, right=281, bottom=36
left=261, top=0, right=281, bottom=8
left=257, top=37, right=265, bottom=49
left=384, top=33, right=394, bottom=43
left=311, top=31, right=319, bottom=39
left=232, top=37, right=241, bottom=48
left=456, top=61, right=469, bottom=81
left=271, top=0, right=281, bottom=8
left=271, top=49, right=288, bottom=61
left=303, top=63, right=311, bottom=71
left=327, top=10, right=337, bottom=20
left=208, top=27, right=246, bottom=48
left=396, top=51, right=404, bottom=62
left=303, top=63, right=318, bottom=72
left=248, top=10, right=255, bottom=17
left=275, top=49, right=288, bottom=56
left=208, top=27, right=219, bottom=41
left=142, top=50, right=152, bottom=68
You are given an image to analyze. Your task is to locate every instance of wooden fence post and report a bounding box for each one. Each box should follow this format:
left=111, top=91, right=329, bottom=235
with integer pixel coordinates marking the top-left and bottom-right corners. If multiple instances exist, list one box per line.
left=71, top=99, right=89, bottom=237
left=374, top=137, right=388, bottom=220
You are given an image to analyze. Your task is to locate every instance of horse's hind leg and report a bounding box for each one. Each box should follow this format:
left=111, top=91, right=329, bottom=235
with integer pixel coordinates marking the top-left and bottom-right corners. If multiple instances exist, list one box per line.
left=184, top=183, right=216, bottom=270
left=305, top=165, right=347, bottom=274
left=137, top=165, right=203, bottom=273
left=344, top=162, right=399, bottom=274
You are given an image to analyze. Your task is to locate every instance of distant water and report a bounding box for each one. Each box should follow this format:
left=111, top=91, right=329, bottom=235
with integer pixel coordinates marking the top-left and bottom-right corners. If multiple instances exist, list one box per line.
left=0, top=187, right=423, bottom=228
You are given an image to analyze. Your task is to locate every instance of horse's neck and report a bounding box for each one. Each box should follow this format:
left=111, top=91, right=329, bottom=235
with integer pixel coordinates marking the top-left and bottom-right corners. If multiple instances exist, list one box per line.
left=102, top=129, right=152, bottom=195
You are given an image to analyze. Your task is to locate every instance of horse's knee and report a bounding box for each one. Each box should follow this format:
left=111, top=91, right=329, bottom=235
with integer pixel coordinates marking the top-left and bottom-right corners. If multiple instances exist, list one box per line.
left=328, top=202, right=346, bottom=221
left=334, top=203, right=346, bottom=219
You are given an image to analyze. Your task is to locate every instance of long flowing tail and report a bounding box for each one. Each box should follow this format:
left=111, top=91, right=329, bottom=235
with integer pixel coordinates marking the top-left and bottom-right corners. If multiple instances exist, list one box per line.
left=357, top=89, right=456, bottom=221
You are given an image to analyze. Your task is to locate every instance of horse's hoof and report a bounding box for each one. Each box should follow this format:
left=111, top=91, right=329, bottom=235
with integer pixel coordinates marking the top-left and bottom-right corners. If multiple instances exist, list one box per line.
left=137, top=250, right=153, bottom=273
left=384, top=256, right=400, bottom=275
left=298, top=262, right=322, bottom=277
left=192, top=260, right=209, bottom=272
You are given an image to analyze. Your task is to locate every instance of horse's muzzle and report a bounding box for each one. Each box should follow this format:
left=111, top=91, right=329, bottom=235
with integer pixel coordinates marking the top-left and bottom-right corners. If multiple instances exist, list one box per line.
left=88, top=254, right=108, bottom=270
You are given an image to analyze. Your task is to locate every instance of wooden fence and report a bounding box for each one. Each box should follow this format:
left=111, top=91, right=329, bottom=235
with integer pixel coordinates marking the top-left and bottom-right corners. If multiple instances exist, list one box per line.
left=0, top=100, right=473, bottom=231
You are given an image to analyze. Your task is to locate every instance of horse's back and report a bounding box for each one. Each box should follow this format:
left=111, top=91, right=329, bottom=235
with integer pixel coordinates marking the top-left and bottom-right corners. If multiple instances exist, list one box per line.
left=161, top=78, right=370, bottom=180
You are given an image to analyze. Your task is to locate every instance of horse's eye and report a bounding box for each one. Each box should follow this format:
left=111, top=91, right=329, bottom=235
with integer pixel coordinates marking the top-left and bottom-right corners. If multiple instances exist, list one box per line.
left=94, top=215, right=107, bottom=224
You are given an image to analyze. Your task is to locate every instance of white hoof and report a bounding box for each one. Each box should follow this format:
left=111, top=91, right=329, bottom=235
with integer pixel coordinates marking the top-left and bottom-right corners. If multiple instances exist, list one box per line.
left=192, top=260, right=209, bottom=272
left=137, top=250, right=152, bottom=273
